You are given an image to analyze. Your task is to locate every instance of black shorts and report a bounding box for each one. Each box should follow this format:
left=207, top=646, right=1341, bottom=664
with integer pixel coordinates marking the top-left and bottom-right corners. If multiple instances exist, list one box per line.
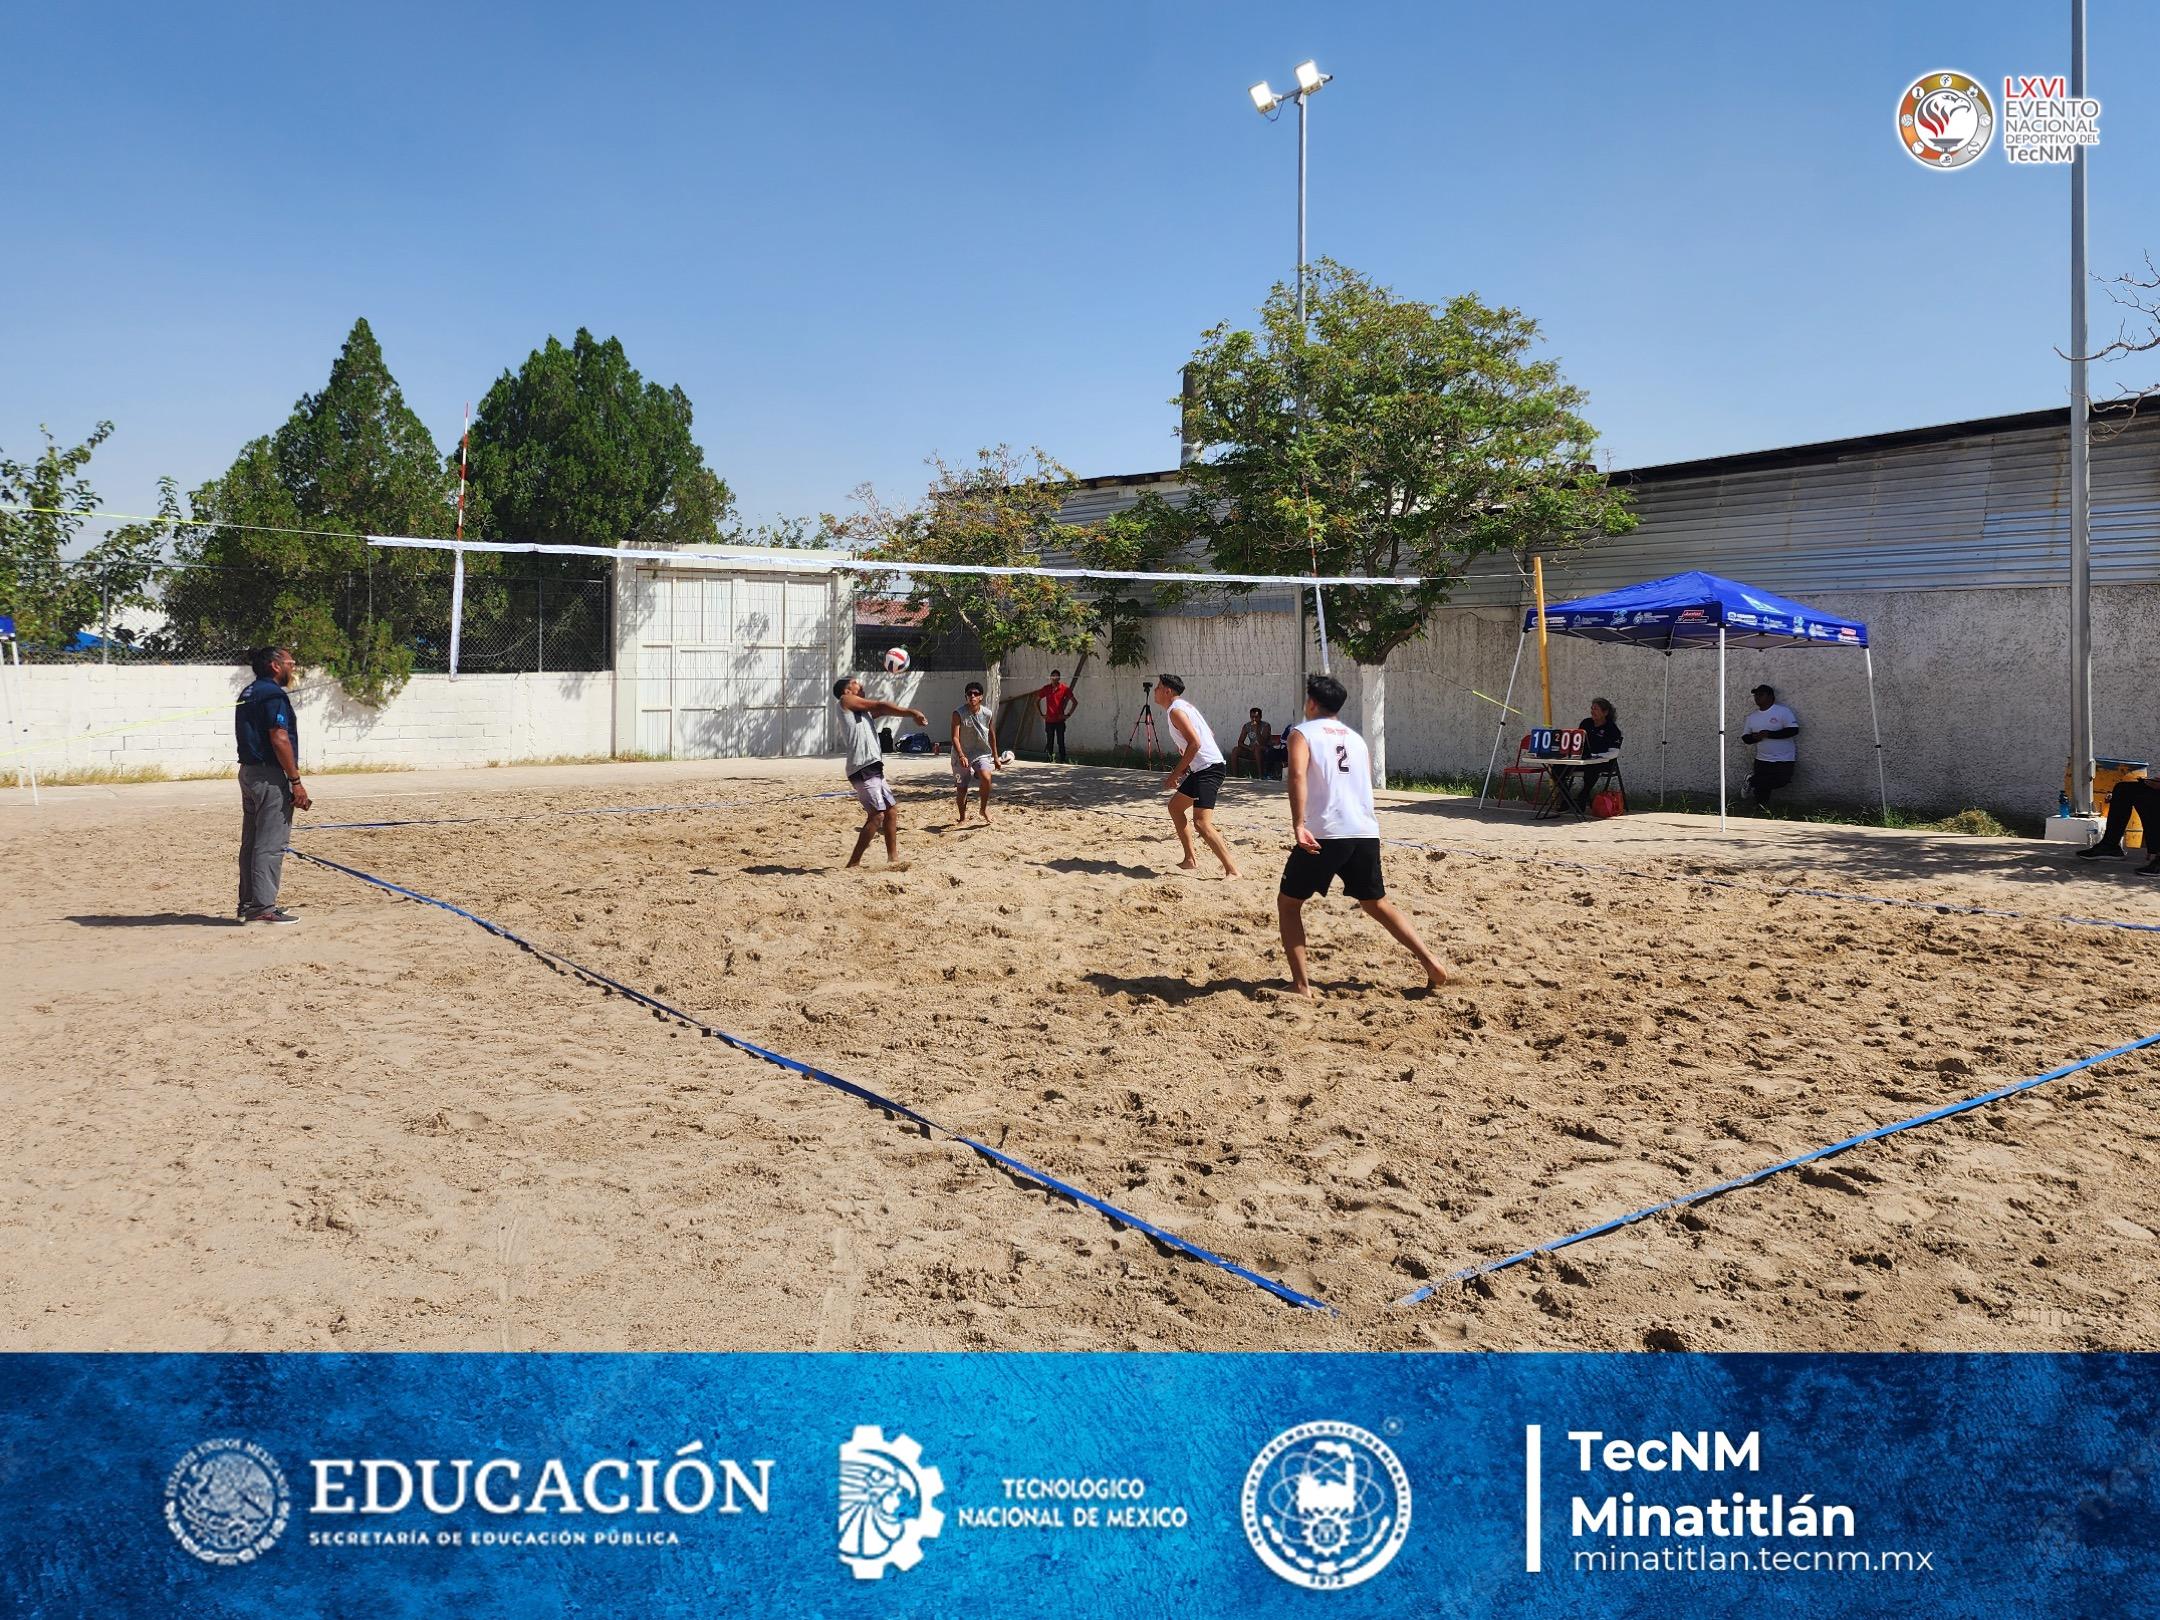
left=1176, top=762, right=1226, bottom=809
left=1749, top=759, right=1796, bottom=796
left=1280, top=837, right=1386, bottom=902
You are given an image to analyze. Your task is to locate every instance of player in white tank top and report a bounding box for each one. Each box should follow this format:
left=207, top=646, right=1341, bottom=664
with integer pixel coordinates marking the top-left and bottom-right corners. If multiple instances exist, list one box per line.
left=1288, top=716, right=1380, bottom=840
left=1153, top=674, right=1240, bottom=877
left=1278, top=674, right=1448, bottom=997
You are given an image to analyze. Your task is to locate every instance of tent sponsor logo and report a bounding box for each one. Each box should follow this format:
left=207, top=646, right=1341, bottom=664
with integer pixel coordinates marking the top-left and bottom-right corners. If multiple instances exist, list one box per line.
left=1899, top=70, right=1994, bottom=169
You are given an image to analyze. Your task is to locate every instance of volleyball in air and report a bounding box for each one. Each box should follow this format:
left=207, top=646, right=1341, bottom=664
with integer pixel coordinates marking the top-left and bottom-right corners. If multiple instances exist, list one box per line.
left=882, top=646, right=911, bottom=674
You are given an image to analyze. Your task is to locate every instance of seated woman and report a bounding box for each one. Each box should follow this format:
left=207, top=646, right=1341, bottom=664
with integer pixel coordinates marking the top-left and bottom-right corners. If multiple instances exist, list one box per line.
left=1228, top=708, right=1274, bottom=777
left=1551, top=697, right=1623, bottom=809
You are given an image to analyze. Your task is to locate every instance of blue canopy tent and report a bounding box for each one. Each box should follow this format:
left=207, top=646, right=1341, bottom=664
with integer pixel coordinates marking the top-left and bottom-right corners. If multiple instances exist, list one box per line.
left=1478, top=571, right=1885, bottom=829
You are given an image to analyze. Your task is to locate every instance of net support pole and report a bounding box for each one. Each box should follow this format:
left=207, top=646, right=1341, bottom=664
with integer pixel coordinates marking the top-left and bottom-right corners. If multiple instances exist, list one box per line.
left=1479, top=626, right=1528, bottom=806
left=448, top=547, right=466, bottom=679
left=1659, top=651, right=1673, bottom=807
left=1864, top=645, right=1889, bottom=824
left=1717, top=625, right=1728, bottom=832
left=3, top=641, right=36, bottom=806
left=1311, top=583, right=1331, bottom=675
left=1532, top=554, right=1553, bottom=726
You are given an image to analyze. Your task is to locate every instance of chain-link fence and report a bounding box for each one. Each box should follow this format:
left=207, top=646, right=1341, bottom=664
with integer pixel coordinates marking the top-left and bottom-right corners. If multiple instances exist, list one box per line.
left=850, top=588, right=984, bottom=673
left=0, top=559, right=611, bottom=674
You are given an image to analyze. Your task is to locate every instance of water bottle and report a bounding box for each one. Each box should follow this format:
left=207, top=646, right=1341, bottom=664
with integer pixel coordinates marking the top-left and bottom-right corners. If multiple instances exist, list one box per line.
left=2058, top=790, right=2072, bottom=819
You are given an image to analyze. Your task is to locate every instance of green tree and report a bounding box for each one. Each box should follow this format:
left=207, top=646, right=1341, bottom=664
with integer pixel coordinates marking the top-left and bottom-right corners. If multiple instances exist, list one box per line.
left=1072, top=500, right=1186, bottom=672
left=838, top=447, right=1097, bottom=718
left=463, top=329, right=735, bottom=558
left=180, top=317, right=460, bottom=701
left=0, top=422, right=179, bottom=650
left=1131, top=260, right=1635, bottom=780
left=736, top=513, right=842, bottom=550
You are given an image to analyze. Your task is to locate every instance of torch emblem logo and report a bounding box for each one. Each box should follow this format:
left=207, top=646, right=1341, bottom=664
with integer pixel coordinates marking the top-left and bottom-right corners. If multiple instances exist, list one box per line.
left=1899, top=70, right=1995, bottom=169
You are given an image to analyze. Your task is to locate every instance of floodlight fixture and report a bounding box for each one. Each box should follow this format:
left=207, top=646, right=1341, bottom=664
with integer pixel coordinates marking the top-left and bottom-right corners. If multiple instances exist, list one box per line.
left=1294, top=60, right=1328, bottom=93
left=1249, top=81, right=1278, bottom=114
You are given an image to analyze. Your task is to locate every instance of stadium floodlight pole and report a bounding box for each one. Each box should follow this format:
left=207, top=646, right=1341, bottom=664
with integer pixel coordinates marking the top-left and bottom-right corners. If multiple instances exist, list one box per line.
left=1251, top=59, right=1336, bottom=673
left=2068, top=0, right=2094, bottom=814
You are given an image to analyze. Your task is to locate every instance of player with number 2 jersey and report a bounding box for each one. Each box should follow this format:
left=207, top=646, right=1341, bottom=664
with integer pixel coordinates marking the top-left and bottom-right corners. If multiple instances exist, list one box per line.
left=1277, top=673, right=1449, bottom=996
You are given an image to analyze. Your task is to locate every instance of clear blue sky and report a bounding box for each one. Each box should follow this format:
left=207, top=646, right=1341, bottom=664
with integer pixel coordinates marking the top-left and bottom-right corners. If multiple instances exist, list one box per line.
left=3, top=1, right=2153, bottom=535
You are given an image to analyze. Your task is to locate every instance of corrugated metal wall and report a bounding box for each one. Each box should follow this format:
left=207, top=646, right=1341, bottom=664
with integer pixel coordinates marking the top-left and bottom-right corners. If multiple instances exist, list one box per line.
left=1055, top=414, right=2160, bottom=607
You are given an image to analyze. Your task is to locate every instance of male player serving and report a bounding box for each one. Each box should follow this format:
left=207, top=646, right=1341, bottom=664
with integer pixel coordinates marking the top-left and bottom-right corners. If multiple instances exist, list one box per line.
left=1278, top=674, right=1448, bottom=997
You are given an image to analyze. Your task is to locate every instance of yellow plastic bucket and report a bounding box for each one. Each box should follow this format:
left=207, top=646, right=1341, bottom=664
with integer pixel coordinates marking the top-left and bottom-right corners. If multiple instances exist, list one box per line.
left=2067, top=758, right=2149, bottom=847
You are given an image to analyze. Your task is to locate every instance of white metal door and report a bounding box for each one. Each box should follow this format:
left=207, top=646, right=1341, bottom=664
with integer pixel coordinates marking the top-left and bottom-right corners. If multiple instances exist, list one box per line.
left=634, top=567, right=834, bottom=758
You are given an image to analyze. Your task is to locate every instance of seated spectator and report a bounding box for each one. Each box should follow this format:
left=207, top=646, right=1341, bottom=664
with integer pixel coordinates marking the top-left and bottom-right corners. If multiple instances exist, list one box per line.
left=2076, top=775, right=2160, bottom=875
left=1580, top=698, right=1622, bottom=759
left=1551, top=698, right=1623, bottom=809
left=1263, top=721, right=1291, bottom=781
left=1229, top=707, right=1274, bottom=778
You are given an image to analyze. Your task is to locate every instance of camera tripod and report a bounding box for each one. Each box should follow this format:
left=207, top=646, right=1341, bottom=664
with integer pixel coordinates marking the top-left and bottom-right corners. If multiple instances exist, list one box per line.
left=1124, top=683, right=1163, bottom=767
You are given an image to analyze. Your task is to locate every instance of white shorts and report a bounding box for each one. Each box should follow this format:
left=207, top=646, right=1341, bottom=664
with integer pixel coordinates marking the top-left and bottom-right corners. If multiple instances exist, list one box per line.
left=850, top=770, right=896, bottom=813
left=951, top=752, right=995, bottom=782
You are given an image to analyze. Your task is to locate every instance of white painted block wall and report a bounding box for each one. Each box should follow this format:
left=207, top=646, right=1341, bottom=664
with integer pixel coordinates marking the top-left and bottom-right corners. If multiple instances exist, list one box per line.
left=5, top=666, right=613, bottom=778
left=1002, top=584, right=2160, bottom=817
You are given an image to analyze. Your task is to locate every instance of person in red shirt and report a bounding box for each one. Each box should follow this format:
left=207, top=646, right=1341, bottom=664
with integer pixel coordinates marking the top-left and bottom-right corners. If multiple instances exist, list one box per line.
left=1035, top=669, right=1077, bottom=762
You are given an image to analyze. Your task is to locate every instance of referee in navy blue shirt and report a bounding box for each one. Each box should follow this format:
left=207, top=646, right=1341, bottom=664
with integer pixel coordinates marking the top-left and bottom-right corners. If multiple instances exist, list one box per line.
left=236, top=646, right=310, bottom=924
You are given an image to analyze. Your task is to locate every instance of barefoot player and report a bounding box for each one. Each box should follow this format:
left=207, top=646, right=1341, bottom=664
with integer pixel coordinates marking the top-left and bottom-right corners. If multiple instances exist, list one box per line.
left=833, top=677, right=926, bottom=868
left=1154, top=673, right=1239, bottom=877
left=1278, top=673, right=1448, bottom=996
left=949, top=681, right=998, bottom=825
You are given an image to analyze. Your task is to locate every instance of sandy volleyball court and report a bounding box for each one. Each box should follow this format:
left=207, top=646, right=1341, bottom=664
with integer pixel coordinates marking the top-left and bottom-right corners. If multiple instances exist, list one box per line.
left=4, top=756, right=2157, bottom=1353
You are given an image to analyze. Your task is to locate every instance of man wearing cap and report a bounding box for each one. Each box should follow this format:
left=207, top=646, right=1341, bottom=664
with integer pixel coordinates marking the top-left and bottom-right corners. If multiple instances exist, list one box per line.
left=236, top=645, right=310, bottom=924
left=1741, top=685, right=1800, bottom=808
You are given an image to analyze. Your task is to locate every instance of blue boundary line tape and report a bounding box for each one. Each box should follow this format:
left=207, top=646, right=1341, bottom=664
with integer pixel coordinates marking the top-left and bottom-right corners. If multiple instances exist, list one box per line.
left=1394, top=1025, right=2160, bottom=1304
left=314, top=776, right=2160, bottom=938
left=1053, top=789, right=2160, bottom=938
left=286, top=845, right=1331, bottom=1314
left=310, top=792, right=851, bottom=833
left=1382, top=832, right=2160, bottom=937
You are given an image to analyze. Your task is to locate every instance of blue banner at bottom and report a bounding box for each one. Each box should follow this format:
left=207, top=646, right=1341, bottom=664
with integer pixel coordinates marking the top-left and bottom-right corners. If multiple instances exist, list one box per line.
left=1, top=1354, right=2153, bottom=1618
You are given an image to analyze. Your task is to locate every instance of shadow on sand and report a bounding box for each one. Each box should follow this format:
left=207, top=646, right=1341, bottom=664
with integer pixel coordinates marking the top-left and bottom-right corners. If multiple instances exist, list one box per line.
left=1084, top=969, right=1386, bottom=1004
left=1037, top=857, right=1160, bottom=880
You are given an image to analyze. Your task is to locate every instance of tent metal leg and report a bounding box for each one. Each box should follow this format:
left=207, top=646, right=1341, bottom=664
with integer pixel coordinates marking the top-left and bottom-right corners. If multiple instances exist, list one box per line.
left=1864, top=645, right=1889, bottom=823
left=1717, top=627, right=1728, bottom=832
left=1480, top=628, right=1528, bottom=806
left=1658, top=653, right=1672, bottom=807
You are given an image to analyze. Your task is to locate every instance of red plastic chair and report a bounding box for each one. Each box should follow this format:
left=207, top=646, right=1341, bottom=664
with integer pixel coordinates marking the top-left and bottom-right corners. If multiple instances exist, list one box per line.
left=1497, top=735, right=1547, bottom=807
